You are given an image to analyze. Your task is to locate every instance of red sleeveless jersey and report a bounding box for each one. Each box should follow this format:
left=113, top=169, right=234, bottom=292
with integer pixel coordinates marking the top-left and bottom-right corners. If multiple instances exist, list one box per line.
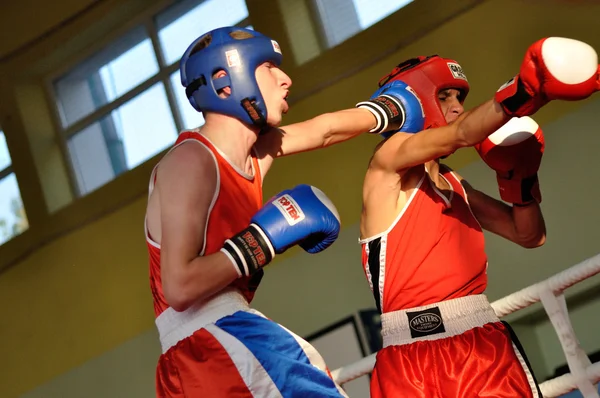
left=360, top=165, right=487, bottom=313
left=146, top=131, right=264, bottom=317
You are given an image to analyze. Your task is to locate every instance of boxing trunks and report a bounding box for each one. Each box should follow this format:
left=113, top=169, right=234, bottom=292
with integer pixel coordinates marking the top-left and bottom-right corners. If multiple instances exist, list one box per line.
left=154, top=288, right=348, bottom=398
left=370, top=295, right=543, bottom=398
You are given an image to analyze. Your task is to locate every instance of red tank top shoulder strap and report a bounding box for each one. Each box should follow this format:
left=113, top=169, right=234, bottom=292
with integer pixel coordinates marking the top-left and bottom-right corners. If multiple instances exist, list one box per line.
left=175, top=130, right=262, bottom=189
left=439, top=163, right=461, bottom=188
left=250, top=147, right=263, bottom=188
left=176, top=130, right=212, bottom=148
left=439, top=163, right=473, bottom=205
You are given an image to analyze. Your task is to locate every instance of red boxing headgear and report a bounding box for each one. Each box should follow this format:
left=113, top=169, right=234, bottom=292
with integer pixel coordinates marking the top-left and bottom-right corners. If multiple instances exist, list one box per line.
left=378, top=55, right=470, bottom=129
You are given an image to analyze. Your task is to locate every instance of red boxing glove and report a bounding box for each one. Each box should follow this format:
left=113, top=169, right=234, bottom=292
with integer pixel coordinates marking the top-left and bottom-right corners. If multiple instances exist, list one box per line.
left=475, top=117, right=544, bottom=205
left=496, top=37, right=600, bottom=117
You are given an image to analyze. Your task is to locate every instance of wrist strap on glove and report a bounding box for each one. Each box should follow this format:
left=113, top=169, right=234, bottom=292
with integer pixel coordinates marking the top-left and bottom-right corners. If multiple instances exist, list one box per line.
left=356, top=95, right=406, bottom=134
left=513, top=201, right=536, bottom=207
left=221, top=224, right=275, bottom=277
left=495, top=75, right=535, bottom=117
left=497, top=173, right=541, bottom=205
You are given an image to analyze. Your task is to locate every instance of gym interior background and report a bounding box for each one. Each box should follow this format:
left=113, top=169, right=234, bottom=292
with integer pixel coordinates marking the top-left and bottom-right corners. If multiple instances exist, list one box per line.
left=0, top=0, right=599, bottom=396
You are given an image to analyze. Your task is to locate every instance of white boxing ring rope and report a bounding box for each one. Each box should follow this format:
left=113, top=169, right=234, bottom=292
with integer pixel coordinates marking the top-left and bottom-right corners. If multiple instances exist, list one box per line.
left=331, top=253, right=600, bottom=397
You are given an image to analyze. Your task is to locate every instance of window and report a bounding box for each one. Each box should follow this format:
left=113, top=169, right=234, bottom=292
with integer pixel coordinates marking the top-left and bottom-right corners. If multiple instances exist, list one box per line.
left=51, top=0, right=250, bottom=196
left=0, top=130, right=29, bottom=246
left=314, top=0, right=413, bottom=49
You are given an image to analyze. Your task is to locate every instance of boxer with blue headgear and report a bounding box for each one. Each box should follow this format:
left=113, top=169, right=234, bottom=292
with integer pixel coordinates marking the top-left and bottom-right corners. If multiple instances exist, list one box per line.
left=145, top=25, right=427, bottom=398
left=180, top=26, right=283, bottom=127
left=357, top=38, right=600, bottom=398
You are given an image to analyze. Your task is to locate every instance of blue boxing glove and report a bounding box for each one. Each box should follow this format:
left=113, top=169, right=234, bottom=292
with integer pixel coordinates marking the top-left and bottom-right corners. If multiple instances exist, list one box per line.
left=356, top=80, right=425, bottom=138
left=221, top=184, right=341, bottom=277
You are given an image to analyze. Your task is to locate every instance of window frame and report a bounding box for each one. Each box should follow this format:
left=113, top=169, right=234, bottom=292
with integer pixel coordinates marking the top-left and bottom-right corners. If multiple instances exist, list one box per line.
left=0, top=164, right=12, bottom=181
left=44, top=0, right=250, bottom=198
left=0, top=132, right=29, bottom=247
left=309, top=0, right=416, bottom=51
left=41, top=0, right=481, bottom=200
left=258, top=0, right=484, bottom=106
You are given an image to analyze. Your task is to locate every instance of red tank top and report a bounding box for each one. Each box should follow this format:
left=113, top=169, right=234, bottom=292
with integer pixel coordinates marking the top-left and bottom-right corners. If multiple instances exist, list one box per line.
left=146, top=131, right=264, bottom=317
left=360, top=165, right=487, bottom=313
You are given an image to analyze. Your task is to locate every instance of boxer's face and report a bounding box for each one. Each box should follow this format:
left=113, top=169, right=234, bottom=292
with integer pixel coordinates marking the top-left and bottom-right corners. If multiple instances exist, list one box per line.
left=211, top=64, right=291, bottom=127
left=438, top=89, right=465, bottom=124
left=255, top=62, right=292, bottom=127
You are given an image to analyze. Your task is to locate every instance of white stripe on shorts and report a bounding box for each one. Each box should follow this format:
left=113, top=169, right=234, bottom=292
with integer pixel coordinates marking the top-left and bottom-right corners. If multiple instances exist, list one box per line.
left=204, top=323, right=283, bottom=398
left=511, top=341, right=542, bottom=397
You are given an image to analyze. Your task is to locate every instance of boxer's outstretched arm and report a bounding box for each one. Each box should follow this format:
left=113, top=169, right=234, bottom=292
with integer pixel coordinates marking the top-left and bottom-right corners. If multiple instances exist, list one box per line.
left=155, top=142, right=239, bottom=311
left=458, top=177, right=546, bottom=248
left=371, top=99, right=511, bottom=173
left=255, top=108, right=376, bottom=160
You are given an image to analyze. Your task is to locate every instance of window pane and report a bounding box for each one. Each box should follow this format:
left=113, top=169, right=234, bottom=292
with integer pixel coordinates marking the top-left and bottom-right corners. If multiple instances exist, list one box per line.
left=157, top=0, right=249, bottom=65
left=53, top=26, right=159, bottom=128
left=315, top=0, right=412, bottom=48
left=353, top=0, right=412, bottom=29
left=68, top=122, right=116, bottom=195
left=170, top=71, right=205, bottom=130
left=68, top=83, right=178, bottom=194
left=0, top=131, right=11, bottom=171
left=0, top=173, right=29, bottom=246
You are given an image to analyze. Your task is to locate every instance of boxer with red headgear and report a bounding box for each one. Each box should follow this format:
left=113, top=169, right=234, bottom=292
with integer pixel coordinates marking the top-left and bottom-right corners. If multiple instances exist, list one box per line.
left=377, top=55, right=470, bottom=129
left=356, top=37, right=600, bottom=397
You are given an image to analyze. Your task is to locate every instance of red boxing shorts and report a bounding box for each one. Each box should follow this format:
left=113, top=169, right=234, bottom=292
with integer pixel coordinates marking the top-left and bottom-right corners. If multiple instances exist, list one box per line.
left=154, top=288, right=348, bottom=398
left=371, top=295, right=543, bottom=398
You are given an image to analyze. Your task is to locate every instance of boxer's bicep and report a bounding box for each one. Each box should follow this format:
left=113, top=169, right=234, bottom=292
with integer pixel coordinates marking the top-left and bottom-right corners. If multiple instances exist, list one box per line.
left=460, top=177, right=533, bottom=245
left=157, top=143, right=218, bottom=299
left=458, top=171, right=545, bottom=248
left=377, top=99, right=507, bottom=173
left=371, top=126, right=461, bottom=173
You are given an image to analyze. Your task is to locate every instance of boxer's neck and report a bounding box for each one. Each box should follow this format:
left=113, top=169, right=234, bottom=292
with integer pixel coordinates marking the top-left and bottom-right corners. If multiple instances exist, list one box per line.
left=425, top=159, right=441, bottom=179
left=425, top=159, right=451, bottom=191
left=201, top=113, right=260, bottom=172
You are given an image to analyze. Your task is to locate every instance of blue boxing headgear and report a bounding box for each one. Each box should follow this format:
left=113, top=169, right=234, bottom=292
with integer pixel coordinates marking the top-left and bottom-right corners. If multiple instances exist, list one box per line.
left=180, top=27, right=283, bottom=127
